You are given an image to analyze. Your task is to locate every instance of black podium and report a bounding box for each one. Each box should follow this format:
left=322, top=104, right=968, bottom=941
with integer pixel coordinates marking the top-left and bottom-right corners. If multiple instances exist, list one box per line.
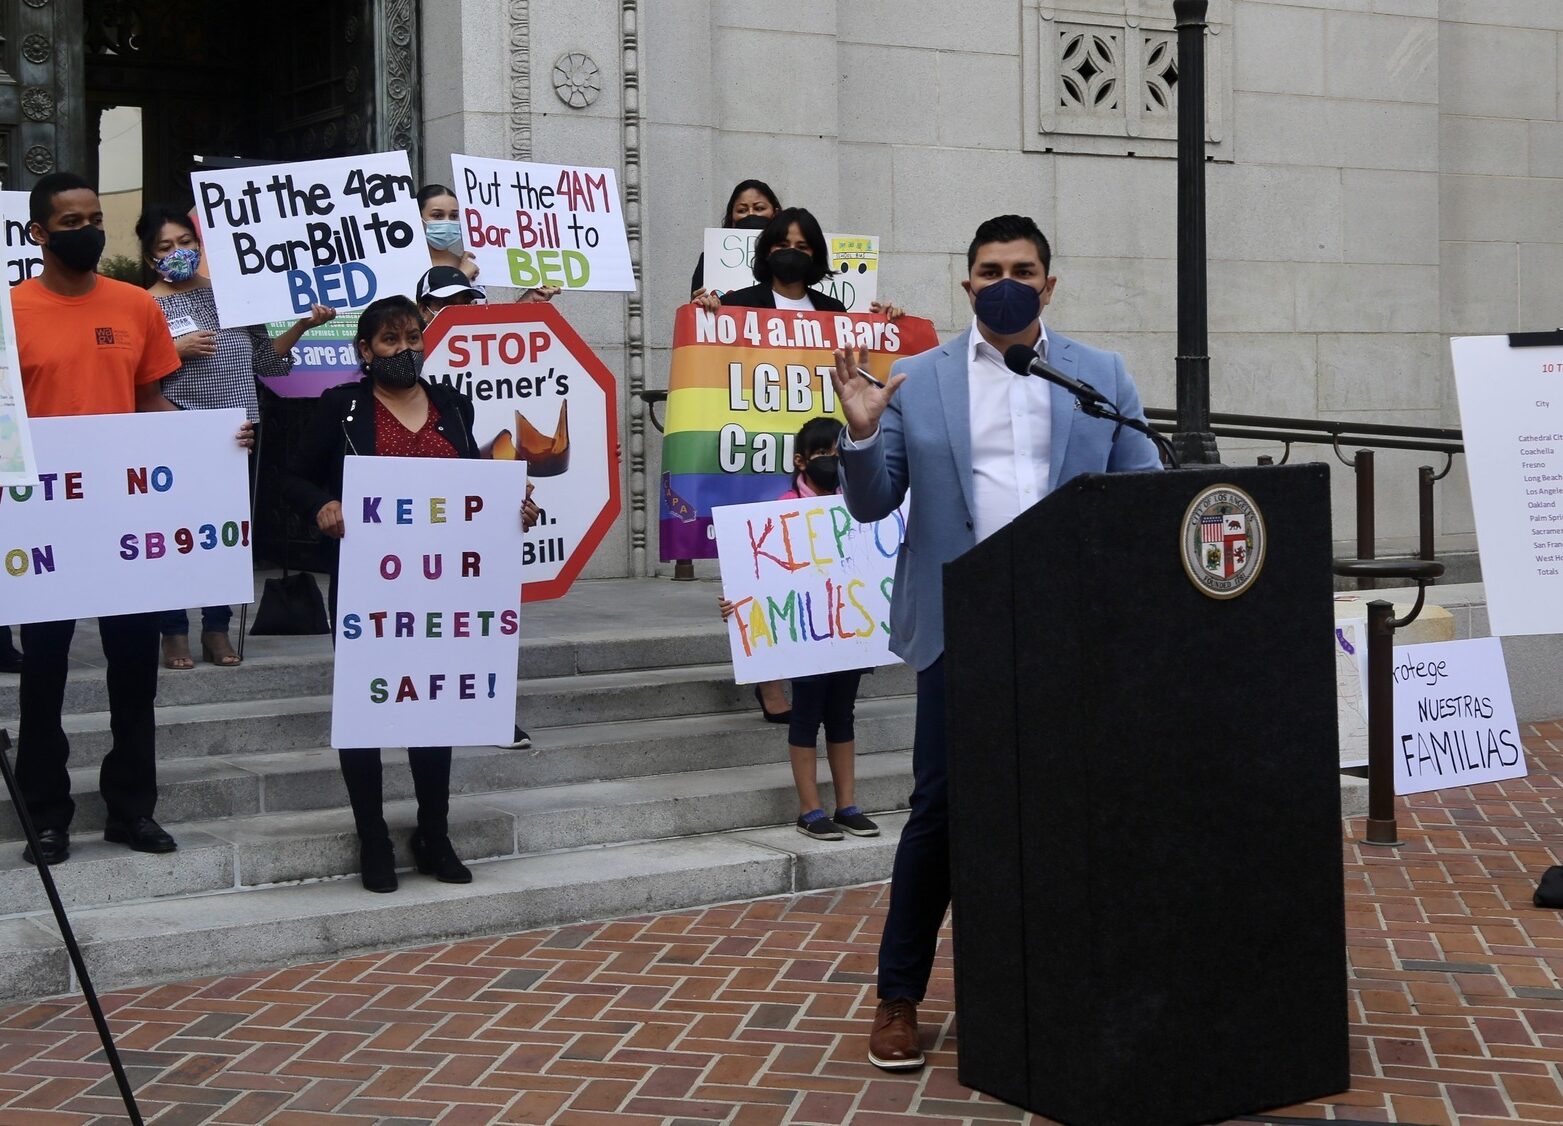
left=943, top=463, right=1348, bottom=1126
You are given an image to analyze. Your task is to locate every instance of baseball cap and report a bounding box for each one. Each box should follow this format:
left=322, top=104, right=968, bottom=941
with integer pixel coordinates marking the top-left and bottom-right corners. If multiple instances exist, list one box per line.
left=416, top=265, right=481, bottom=303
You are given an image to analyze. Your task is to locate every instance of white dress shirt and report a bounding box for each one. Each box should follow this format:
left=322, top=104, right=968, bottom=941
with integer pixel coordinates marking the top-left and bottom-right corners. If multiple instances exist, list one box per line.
left=967, top=318, right=1052, bottom=542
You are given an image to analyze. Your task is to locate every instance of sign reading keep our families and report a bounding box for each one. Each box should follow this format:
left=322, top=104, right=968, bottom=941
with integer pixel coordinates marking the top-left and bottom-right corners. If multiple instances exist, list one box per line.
left=192, top=152, right=427, bottom=328
left=702, top=227, right=880, bottom=312
left=449, top=154, right=635, bottom=292
left=659, top=305, right=937, bottom=560
left=713, top=495, right=907, bottom=684
left=1392, top=637, right=1525, bottom=796
left=0, top=410, right=252, bottom=622
left=331, top=456, right=527, bottom=750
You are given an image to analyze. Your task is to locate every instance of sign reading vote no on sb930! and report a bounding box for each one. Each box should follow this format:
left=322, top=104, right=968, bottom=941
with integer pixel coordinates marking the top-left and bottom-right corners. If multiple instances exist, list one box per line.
left=331, top=456, right=527, bottom=750
left=192, top=152, right=429, bottom=328
left=449, top=154, right=636, bottom=292
left=0, top=410, right=254, bottom=625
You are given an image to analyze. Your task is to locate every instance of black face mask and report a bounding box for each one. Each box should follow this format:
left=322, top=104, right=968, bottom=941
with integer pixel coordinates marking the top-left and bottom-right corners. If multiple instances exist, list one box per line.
left=804, top=454, right=839, bottom=492
left=768, top=248, right=814, bottom=286
left=368, top=349, right=424, bottom=390
left=733, top=214, right=770, bottom=230
left=45, top=226, right=106, bottom=273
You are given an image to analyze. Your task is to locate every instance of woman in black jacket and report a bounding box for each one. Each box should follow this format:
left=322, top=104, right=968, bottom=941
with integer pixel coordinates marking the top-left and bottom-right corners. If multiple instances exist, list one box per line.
left=696, top=208, right=904, bottom=318
left=285, top=295, right=535, bottom=893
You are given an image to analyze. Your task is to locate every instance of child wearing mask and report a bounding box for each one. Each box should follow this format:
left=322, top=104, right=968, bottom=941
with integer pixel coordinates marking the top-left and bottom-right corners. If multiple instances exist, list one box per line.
left=719, top=417, right=880, bottom=841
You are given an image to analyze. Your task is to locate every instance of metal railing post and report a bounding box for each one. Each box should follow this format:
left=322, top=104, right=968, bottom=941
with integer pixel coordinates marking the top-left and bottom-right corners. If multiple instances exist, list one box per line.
left=1355, top=450, right=1375, bottom=589
left=1419, top=465, right=1435, bottom=562
left=1363, top=599, right=1400, bottom=846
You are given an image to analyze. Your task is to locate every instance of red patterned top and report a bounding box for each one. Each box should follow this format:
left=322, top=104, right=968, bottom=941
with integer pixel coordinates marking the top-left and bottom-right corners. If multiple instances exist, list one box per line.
left=374, top=397, right=458, bottom=459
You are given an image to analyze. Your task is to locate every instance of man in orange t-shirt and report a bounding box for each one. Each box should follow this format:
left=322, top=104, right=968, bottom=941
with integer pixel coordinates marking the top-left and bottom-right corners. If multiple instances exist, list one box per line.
left=12, top=173, right=212, bottom=866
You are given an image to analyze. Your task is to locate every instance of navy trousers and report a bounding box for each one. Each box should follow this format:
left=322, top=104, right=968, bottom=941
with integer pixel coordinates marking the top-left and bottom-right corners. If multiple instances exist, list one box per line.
left=877, top=657, right=949, bottom=1001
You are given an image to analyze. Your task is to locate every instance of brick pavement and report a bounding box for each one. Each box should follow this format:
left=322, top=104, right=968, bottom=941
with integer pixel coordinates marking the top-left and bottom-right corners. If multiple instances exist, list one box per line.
left=0, top=722, right=1561, bottom=1126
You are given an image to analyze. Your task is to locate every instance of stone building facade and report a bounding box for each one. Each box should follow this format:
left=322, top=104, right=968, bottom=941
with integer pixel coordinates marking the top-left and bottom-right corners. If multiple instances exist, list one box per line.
left=147, top=1, right=1563, bottom=575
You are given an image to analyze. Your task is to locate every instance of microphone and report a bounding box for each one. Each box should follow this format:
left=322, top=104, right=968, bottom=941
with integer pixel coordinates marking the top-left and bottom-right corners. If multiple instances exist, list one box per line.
left=1002, top=344, right=1110, bottom=407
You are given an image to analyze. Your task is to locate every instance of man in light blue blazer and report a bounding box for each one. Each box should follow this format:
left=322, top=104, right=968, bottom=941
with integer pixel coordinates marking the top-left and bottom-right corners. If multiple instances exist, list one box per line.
left=831, top=215, right=1163, bottom=1071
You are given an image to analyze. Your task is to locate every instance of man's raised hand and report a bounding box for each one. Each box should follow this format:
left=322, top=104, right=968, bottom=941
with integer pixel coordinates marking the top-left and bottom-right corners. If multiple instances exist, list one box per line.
left=829, top=347, right=907, bottom=442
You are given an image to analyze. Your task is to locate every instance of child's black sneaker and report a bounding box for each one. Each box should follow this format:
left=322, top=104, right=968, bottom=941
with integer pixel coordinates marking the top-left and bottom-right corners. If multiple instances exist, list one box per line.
left=796, top=810, right=844, bottom=840
left=834, top=806, right=880, bottom=837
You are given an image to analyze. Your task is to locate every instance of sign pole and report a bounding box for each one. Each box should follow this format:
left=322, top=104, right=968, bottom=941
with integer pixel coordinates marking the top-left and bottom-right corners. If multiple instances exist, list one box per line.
left=0, top=731, right=144, bottom=1125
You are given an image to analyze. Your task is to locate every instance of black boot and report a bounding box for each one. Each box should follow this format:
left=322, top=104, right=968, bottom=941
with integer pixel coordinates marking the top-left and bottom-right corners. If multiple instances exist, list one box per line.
left=358, top=834, right=398, bottom=893
left=410, top=829, right=471, bottom=883
left=339, top=748, right=397, bottom=892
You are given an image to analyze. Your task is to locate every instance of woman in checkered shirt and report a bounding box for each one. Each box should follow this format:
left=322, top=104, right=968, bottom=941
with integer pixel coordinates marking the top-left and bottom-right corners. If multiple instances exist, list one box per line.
left=136, top=204, right=336, bottom=671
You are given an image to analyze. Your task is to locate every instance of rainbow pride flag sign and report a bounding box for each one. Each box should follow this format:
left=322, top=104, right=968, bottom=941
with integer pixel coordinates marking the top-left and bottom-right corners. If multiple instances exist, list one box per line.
left=659, top=305, right=938, bottom=560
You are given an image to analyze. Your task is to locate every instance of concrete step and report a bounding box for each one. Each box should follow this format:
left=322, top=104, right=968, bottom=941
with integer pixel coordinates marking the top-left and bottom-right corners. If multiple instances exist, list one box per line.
left=0, top=812, right=913, bottom=1001
left=2, top=662, right=918, bottom=769
left=0, top=751, right=917, bottom=914
left=0, top=627, right=735, bottom=716
left=0, top=697, right=919, bottom=839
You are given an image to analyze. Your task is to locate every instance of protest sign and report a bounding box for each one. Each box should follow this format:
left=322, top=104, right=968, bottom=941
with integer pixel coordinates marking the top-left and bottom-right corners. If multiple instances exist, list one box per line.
left=331, top=456, right=527, bottom=749
left=262, top=311, right=361, bottom=397
left=192, top=152, right=427, bottom=328
left=701, top=227, right=880, bottom=312
left=1, top=191, right=43, bottom=287
left=449, top=154, right=634, bottom=292
left=0, top=409, right=252, bottom=622
left=0, top=265, right=35, bottom=486
left=1334, top=620, right=1368, bottom=769
left=1392, top=637, right=1524, bottom=796
left=1451, top=335, right=1563, bottom=635
left=714, top=494, right=907, bottom=684
left=421, top=303, right=621, bottom=601
left=659, top=305, right=938, bottom=560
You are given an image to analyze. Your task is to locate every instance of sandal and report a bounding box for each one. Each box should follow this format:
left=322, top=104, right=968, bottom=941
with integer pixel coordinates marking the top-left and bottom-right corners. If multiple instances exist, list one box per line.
left=201, top=630, right=242, bottom=667
left=161, top=634, right=195, bottom=671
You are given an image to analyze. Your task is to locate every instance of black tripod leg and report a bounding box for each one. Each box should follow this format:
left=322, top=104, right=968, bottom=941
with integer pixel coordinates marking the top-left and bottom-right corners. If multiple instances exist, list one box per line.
left=0, top=730, right=143, bottom=1126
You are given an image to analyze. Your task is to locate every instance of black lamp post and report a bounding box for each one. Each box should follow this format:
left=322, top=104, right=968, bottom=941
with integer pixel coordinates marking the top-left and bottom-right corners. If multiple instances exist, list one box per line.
left=1172, top=0, right=1220, bottom=464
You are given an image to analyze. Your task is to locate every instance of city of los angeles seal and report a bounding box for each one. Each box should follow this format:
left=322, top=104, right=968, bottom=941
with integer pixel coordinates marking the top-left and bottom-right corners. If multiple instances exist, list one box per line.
left=1181, top=485, right=1266, bottom=599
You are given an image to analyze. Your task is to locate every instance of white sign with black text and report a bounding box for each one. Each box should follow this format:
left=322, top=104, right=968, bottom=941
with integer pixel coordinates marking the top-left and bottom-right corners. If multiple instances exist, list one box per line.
left=1392, top=637, right=1525, bottom=796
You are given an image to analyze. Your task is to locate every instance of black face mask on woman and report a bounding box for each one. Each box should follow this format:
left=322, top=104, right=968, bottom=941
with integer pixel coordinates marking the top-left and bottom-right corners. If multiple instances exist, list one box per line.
left=45, top=226, right=106, bottom=273
left=768, top=248, right=815, bottom=286
left=368, top=349, right=424, bottom=390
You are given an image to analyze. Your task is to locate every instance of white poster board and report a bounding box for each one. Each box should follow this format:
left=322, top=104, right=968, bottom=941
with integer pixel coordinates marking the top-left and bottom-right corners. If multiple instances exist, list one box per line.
left=192, top=152, right=427, bottom=328
left=713, top=495, right=907, bottom=684
left=701, top=227, right=880, bottom=312
left=450, top=154, right=635, bottom=292
left=1334, top=621, right=1369, bottom=769
left=1, top=191, right=43, bottom=287
left=1450, top=334, right=1563, bottom=635
left=1392, top=637, right=1525, bottom=796
left=0, top=410, right=252, bottom=623
left=0, top=255, right=35, bottom=486
left=331, top=456, right=527, bottom=749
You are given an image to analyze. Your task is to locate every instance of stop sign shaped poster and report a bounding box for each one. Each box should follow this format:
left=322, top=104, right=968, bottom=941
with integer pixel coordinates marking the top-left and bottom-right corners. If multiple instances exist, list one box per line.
left=421, top=303, right=620, bottom=601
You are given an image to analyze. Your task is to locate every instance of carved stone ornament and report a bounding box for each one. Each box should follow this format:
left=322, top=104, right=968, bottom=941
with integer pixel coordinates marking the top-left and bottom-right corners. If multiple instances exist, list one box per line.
left=24, top=144, right=54, bottom=174
left=22, top=34, right=50, bottom=64
left=509, top=0, right=532, bottom=159
left=21, top=88, right=55, bottom=121
left=552, top=51, right=601, bottom=108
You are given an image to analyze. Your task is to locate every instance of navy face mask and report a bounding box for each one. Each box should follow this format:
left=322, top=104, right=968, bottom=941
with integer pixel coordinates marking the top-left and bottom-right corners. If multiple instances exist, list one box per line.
left=973, top=277, right=1042, bottom=336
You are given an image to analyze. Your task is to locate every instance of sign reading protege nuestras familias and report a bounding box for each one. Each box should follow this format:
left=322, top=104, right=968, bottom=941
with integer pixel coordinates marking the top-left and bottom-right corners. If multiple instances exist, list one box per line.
left=449, top=154, right=635, bottom=292
left=0, top=410, right=252, bottom=622
left=713, top=494, right=907, bottom=685
left=192, top=152, right=427, bottom=328
left=1392, top=637, right=1525, bottom=796
left=331, top=456, right=527, bottom=750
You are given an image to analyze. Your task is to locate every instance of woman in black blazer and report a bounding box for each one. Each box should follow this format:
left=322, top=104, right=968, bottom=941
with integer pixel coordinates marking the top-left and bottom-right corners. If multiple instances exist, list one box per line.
left=285, top=296, right=536, bottom=893
left=696, top=208, right=903, bottom=318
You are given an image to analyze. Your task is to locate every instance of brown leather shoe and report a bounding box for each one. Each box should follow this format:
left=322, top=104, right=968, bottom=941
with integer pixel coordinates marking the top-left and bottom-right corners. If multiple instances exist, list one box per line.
left=868, top=998, right=925, bottom=1071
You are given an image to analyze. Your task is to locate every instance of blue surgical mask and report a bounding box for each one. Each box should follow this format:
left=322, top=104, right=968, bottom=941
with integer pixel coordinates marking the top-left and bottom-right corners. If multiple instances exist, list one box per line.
left=424, top=220, right=462, bottom=251
left=153, top=246, right=202, bottom=283
left=973, top=278, right=1042, bottom=336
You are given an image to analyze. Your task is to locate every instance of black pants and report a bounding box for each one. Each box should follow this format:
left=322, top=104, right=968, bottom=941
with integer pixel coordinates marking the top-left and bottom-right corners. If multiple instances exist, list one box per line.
left=788, top=669, right=862, bottom=748
left=17, top=614, right=161, bottom=832
left=0, top=625, right=18, bottom=657
left=336, top=746, right=452, bottom=842
left=877, top=657, right=949, bottom=1001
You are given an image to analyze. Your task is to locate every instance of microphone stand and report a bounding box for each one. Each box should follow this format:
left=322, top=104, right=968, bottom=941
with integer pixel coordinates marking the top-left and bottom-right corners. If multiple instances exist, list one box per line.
left=1062, top=379, right=1182, bottom=470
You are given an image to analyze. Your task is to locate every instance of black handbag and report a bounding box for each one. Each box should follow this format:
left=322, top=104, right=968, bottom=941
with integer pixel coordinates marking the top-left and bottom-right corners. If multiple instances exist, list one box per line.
left=249, top=570, right=330, bottom=635
left=1535, top=866, right=1563, bottom=909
